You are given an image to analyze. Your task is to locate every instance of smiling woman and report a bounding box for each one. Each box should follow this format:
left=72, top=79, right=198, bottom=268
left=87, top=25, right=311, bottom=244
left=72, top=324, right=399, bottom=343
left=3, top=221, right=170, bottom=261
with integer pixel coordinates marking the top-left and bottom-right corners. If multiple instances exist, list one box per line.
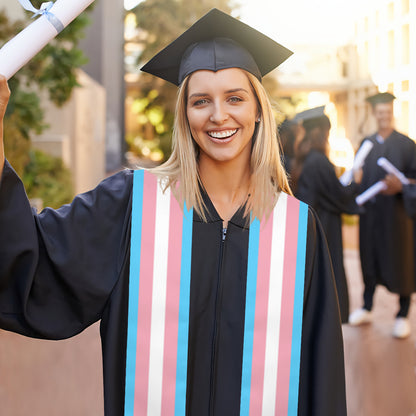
left=0, top=8, right=346, bottom=416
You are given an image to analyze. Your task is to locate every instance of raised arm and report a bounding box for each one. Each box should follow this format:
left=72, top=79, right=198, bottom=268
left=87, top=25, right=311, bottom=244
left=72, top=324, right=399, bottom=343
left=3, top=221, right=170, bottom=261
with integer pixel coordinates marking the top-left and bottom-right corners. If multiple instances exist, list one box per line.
left=0, top=75, right=11, bottom=178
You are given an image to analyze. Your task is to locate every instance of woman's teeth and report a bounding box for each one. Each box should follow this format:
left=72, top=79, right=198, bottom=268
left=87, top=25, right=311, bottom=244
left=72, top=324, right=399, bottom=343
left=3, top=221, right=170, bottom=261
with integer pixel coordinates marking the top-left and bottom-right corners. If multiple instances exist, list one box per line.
left=208, top=129, right=237, bottom=139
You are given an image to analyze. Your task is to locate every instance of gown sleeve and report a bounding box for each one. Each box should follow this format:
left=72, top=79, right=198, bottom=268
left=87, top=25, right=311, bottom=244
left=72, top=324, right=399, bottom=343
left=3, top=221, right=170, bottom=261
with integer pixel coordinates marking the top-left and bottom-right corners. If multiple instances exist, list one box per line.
left=0, top=160, right=133, bottom=340
left=296, top=152, right=359, bottom=215
left=298, top=207, right=347, bottom=416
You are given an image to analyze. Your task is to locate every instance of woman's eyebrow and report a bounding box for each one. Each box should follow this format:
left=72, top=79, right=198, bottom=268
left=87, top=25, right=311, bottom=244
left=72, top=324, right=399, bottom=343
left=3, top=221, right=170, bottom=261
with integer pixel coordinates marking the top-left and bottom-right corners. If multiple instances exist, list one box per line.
left=189, top=88, right=249, bottom=99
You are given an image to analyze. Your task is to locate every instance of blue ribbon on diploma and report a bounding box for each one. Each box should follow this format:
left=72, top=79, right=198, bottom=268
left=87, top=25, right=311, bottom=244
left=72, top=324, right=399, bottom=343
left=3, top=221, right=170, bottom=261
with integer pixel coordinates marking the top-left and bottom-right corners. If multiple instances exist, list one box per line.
left=17, top=0, right=65, bottom=34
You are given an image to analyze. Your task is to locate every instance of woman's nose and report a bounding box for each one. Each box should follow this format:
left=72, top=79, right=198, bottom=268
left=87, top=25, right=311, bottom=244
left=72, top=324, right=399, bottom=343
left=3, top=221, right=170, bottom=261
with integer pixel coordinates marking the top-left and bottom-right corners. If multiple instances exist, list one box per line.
left=209, top=102, right=229, bottom=123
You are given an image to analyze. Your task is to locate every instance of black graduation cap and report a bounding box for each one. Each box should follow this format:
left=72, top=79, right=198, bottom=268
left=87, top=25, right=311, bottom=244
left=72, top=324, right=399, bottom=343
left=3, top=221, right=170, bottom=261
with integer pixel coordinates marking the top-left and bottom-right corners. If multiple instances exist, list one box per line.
left=293, top=105, right=326, bottom=123
left=366, top=92, right=396, bottom=106
left=293, top=105, right=331, bottom=131
left=141, top=8, right=293, bottom=86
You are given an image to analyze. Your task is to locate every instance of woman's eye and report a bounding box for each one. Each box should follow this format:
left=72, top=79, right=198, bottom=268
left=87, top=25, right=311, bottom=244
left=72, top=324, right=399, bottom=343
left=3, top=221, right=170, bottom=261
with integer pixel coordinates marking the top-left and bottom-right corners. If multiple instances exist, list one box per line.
left=192, top=98, right=208, bottom=106
left=228, top=96, right=243, bottom=103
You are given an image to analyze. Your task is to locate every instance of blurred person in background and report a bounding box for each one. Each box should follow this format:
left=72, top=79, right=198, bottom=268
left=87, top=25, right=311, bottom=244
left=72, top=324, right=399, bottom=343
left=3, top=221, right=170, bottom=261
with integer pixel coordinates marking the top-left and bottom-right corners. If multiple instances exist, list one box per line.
left=293, top=106, right=361, bottom=323
left=349, top=92, right=416, bottom=339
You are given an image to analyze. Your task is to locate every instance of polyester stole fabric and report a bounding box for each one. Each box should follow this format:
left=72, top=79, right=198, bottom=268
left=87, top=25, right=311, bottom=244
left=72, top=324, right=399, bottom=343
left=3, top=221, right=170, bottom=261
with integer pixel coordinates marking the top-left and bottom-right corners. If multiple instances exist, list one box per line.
left=124, top=170, right=308, bottom=416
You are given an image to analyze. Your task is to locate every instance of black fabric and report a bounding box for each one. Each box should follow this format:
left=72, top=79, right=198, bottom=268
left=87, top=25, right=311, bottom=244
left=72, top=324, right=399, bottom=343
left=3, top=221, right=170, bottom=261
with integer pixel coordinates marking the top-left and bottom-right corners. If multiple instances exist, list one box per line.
left=403, top=183, right=416, bottom=218
left=295, top=150, right=359, bottom=323
left=179, top=38, right=261, bottom=84
left=0, top=160, right=346, bottom=415
left=358, top=131, right=416, bottom=296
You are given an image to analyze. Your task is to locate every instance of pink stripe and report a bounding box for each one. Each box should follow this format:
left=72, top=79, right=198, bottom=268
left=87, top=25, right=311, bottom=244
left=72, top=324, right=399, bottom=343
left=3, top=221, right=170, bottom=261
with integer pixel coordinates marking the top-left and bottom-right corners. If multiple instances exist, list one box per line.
left=275, top=197, right=300, bottom=415
left=249, top=215, right=274, bottom=415
left=161, top=194, right=183, bottom=415
left=134, top=172, right=158, bottom=415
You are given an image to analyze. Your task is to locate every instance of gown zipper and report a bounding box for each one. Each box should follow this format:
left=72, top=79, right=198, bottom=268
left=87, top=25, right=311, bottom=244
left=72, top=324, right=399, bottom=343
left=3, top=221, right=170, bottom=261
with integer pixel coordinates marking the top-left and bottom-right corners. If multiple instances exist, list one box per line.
left=208, top=225, right=227, bottom=415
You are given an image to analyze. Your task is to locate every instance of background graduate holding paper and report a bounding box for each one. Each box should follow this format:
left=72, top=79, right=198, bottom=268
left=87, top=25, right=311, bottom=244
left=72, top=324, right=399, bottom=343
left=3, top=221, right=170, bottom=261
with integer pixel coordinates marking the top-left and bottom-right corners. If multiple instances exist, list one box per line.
left=349, top=92, right=416, bottom=339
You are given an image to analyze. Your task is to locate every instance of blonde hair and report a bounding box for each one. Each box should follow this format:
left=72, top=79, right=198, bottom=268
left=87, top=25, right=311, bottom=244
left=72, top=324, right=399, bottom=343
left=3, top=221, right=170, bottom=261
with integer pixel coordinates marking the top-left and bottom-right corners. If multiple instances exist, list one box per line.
left=150, top=70, right=292, bottom=222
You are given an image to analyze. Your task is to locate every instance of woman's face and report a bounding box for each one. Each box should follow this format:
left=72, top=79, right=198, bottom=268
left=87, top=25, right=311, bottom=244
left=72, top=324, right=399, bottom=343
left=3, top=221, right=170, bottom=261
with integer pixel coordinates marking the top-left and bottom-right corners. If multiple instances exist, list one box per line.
left=186, top=68, right=259, bottom=167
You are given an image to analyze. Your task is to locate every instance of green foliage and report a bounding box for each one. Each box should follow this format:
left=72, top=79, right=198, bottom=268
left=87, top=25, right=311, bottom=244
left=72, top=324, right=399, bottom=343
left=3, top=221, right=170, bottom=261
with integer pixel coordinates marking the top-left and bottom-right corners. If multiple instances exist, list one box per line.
left=0, top=4, right=94, bottom=202
left=23, top=149, right=74, bottom=209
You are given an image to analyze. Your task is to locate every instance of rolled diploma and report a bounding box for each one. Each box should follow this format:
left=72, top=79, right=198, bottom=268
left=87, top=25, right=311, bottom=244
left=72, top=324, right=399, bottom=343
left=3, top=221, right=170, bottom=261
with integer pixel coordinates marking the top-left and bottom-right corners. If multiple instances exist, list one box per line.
left=356, top=181, right=387, bottom=206
left=377, top=157, right=410, bottom=185
left=339, top=140, right=374, bottom=186
left=0, top=0, right=95, bottom=80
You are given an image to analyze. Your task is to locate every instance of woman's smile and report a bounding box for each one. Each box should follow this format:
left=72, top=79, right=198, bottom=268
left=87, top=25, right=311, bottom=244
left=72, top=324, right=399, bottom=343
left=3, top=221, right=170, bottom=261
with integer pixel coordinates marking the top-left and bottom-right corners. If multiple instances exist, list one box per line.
left=206, top=128, right=238, bottom=142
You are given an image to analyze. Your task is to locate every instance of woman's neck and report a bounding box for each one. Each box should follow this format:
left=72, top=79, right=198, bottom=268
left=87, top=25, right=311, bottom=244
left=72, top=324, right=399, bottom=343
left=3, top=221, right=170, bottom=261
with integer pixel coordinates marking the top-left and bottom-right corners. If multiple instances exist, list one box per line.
left=199, top=158, right=251, bottom=227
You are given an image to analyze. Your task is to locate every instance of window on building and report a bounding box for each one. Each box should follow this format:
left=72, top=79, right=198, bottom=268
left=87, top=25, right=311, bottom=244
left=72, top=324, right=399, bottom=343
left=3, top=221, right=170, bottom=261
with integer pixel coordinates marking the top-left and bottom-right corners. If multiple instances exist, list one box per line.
left=402, top=0, right=409, bottom=14
left=402, top=80, right=409, bottom=91
left=402, top=24, right=410, bottom=65
left=365, top=16, right=369, bottom=32
left=388, top=82, right=394, bottom=93
left=376, top=10, right=379, bottom=27
left=388, top=30, right=395, bottom=68
left=388, top=2, right=394, bottom=20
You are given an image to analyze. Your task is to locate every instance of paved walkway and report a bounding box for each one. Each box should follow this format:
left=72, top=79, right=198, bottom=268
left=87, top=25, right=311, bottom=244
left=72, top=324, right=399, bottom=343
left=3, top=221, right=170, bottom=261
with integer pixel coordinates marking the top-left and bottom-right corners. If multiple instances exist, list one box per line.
left=0, top=225, right=415, bottom=415
left=343, top=248, right=416, bottom=416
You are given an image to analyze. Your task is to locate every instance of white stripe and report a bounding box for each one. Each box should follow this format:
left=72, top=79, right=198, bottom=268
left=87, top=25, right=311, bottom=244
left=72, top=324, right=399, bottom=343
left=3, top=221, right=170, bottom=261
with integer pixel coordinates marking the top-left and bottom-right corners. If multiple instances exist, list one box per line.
left=147, top=185, right=171, bottom=416
left=261, top=193, right=287, bottom=415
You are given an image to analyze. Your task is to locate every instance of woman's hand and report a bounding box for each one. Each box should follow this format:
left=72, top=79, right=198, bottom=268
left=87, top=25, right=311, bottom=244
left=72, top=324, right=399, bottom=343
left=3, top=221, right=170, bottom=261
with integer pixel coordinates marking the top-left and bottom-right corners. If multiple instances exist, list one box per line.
left=0, top=74, right=11, bottom=177
left=0, top=75, right=10, bottom=119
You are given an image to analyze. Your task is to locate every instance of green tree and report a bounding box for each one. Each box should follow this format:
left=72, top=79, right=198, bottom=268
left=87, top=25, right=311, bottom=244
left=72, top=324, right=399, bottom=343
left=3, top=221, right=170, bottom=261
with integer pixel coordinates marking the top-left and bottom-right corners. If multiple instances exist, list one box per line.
left=0, top=3, right=93, bottom=207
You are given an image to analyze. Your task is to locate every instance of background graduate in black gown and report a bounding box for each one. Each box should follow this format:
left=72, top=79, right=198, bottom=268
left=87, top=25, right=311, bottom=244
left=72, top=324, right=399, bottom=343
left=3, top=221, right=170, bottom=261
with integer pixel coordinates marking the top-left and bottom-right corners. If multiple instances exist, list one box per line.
left=349, top=92, right=416, bottom=339
left=293, top=106, right=361, bottom=323
left=0, top=9, right=347, bottom=415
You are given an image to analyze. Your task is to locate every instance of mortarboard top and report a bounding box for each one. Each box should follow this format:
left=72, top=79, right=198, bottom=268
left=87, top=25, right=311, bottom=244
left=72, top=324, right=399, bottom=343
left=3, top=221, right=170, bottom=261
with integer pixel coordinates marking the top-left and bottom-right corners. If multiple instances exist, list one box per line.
left=140, top=8, right=293, bottom=86
left=366, top=92, right=396, bottom=106
left=293, top=105, right=326, bottom=123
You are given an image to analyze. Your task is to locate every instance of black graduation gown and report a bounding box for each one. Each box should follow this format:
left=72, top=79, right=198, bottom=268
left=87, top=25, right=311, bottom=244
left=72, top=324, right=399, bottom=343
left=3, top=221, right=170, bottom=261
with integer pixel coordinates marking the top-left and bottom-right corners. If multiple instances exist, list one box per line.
left=295, top=150, right=359, bottom=323
left=358, top=131, right=416, bottom=295
left=0, top=160, right=346, bottom=416
left=403, top=184, right=416, bottom=218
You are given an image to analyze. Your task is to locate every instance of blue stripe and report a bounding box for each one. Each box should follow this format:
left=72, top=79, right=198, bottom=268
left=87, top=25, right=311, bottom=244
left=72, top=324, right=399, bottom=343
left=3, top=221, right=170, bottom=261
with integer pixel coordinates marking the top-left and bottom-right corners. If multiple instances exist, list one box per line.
left=124, top=170, right=144, bottom=415
left=175, top=204, right=193, bottom=415
left=240, top=217, right=261, bottom=416
left=288, top=201, right=308, bottom=415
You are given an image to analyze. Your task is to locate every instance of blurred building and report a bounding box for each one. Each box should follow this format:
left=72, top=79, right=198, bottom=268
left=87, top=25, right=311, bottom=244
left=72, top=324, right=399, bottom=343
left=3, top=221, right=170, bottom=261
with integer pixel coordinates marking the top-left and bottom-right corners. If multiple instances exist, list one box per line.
left=349, top=0, right=415, bottom=141
left=80, top=0, right=126, bottom=173
left=278, top=0, right=415, bottom=157
left=2, top=1, right=125, bottom=193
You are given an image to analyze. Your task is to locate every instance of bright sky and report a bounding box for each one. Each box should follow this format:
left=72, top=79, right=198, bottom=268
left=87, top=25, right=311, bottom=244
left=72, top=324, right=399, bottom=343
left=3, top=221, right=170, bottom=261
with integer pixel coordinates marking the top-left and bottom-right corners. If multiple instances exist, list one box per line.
left=238, top=0, right=361, bottom=48
left=125, top=0, right=362, bottom=47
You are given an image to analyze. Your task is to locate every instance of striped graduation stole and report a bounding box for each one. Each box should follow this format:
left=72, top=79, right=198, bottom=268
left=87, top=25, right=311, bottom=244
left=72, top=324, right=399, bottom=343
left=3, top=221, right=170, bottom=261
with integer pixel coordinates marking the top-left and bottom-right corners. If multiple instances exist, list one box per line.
left=124, top=170, right=308, bottom=416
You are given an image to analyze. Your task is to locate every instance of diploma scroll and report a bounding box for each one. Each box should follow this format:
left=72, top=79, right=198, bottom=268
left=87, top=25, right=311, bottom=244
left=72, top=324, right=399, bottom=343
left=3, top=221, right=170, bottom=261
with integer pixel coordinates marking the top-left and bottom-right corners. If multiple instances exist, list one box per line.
left=356, top=181, right=387, bottom=206
left=0, top=0, right=95, bottom=80
left=339, top=140, right=374, bottom=186
left=377, top=157, right=411, bottom=185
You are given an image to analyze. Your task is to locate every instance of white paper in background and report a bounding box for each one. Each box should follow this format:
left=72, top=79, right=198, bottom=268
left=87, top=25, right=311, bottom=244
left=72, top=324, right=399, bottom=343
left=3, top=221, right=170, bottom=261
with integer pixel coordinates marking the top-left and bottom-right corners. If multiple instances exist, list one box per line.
left=0, top=0, right=95, bottom=80
left=339, top=140, right=374, bottom=186
left=355, top=181, right=387, bottom=206
left=377, top=157, right=411, bottom=185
